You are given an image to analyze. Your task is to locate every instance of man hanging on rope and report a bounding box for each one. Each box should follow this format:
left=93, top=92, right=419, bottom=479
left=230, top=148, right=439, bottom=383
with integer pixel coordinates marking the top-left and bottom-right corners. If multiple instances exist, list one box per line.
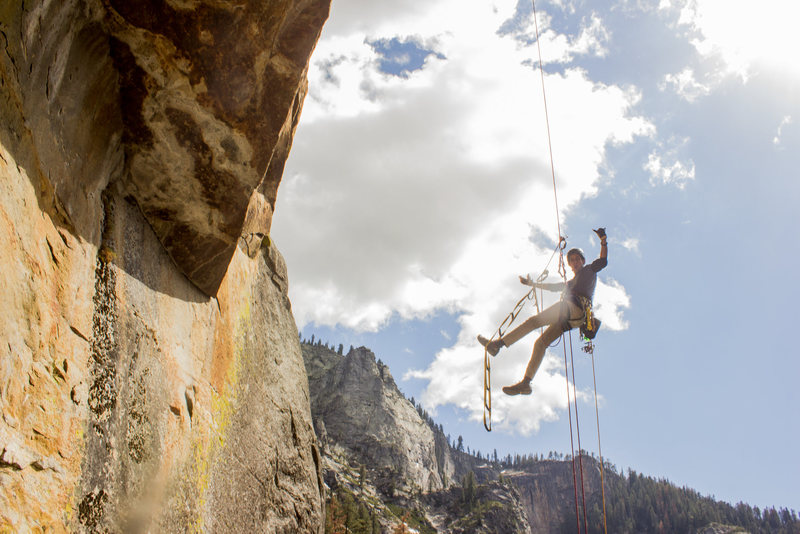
left=478, top=228, right=608, bottom=396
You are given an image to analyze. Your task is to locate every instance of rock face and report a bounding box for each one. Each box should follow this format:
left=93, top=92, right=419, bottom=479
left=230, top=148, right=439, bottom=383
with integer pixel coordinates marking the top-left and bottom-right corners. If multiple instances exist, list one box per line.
left=505, top=459, right=606, bottom=533
left=303, top=343, right=531, bottom=532
left=424, top=480, right=531, bottom=534
left=0, top=0, right=329, bottom=531
left=304, top=345, right=451, bottom=495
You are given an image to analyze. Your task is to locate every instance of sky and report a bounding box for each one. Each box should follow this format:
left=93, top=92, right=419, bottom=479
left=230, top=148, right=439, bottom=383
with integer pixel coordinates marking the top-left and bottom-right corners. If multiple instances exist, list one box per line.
left=271, top=0, right=800, bottom=511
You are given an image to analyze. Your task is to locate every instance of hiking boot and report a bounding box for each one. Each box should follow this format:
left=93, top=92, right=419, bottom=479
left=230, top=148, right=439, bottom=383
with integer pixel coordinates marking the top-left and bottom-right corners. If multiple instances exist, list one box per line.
left=477, top=335, right=504, bottom=356
left=502, top=379, right=532, bottom=396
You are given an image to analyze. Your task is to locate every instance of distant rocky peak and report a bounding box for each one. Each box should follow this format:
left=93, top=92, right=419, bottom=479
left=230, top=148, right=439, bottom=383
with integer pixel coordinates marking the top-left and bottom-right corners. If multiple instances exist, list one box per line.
left=302, top=342, right=449, bottom=496
left=345, top=345, right=396, bottom=386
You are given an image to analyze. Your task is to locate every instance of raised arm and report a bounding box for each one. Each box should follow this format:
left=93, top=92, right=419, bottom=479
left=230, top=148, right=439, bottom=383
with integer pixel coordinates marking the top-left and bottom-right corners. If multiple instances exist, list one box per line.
left=595, top=227, right=608, bottom=260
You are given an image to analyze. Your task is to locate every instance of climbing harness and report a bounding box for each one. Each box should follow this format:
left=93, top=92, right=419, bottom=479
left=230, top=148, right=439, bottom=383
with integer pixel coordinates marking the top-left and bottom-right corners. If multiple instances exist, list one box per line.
left=578, top=297, right=601, bottom=342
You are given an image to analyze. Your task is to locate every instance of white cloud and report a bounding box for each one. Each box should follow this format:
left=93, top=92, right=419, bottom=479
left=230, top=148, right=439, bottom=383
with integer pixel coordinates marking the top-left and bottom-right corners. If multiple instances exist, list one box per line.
left=573, top=13, right=612, bottom=59
left=660, top=67, right=711, bottom=101
left=644, top=137, right=695, bottom=189
left=273, top=0, right=647, bottom=433
left=594, top=279, right=631, bottom=331
left=773, top=115, right=792, bottom=147
left=620, top=237, right=640, bottom=254
left=405, top=341, right=590, bottom=435
left=668, top=0, right=800, bottom=82
left=505, top=10, right=611, bottom=65
left=645, top=152, right=695, bottom=188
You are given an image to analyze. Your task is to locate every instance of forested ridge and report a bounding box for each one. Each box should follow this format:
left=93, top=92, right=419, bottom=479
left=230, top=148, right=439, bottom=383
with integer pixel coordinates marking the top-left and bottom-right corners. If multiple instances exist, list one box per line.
left=302, top=338, right=798, bottom=533
left=577, top=467, right=798, bottom=533
left=323, top=452, right=799, bottom=534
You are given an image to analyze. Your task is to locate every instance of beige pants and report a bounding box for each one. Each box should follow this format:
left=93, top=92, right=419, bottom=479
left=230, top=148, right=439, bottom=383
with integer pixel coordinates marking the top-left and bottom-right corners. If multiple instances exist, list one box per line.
left=501, top=300, right=583, bottom=380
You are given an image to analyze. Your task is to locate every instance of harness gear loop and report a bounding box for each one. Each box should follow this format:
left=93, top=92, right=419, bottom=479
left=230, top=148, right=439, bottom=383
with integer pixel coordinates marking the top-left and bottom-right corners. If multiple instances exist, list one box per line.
left=574, top=296, right=601, bottom=344
left=584, top=298, right=593, bottom=331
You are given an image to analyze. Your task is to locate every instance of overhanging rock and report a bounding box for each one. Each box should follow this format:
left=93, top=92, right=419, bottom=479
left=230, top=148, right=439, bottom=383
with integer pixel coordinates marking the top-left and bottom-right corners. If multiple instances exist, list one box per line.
left=106, top=0, right=330, bottom=296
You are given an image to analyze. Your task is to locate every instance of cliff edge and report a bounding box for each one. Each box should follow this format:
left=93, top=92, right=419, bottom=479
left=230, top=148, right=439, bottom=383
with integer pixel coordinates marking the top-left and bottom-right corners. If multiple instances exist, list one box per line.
left=0, top=0, right=330, bottom=531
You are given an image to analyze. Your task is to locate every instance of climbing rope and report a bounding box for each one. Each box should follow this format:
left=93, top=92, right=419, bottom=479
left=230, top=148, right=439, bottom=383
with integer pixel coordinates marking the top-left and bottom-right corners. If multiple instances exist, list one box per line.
left=483, top=240, right=564, bottom=431
left=532, top=0, right=563, bottom=243
left=532, top=1, right=608, bottom=532
left=530, top=0, right=591, bottom=527
left=562, top=336, right=581, bottom=533
left=568, top=331, right=590, bottom=533
left=588, top=342, right=609, bottom=534
left=479, top=0, right=610, bottom=527
left=482, top=277, right=541, bottom=432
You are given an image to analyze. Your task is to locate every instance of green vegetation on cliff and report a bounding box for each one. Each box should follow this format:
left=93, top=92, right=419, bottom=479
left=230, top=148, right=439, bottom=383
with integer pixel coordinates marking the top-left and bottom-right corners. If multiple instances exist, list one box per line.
left=577, top=468, right=799, bottom=534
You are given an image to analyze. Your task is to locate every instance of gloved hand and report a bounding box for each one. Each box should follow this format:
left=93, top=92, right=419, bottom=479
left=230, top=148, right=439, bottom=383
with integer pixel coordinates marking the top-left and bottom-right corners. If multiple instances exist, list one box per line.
left=593, top=227, right=606, bottom=239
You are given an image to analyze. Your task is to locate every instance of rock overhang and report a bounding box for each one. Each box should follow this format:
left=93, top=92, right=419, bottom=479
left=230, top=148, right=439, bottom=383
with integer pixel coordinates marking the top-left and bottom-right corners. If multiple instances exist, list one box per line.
left=105, top=0, right=331, bottom=296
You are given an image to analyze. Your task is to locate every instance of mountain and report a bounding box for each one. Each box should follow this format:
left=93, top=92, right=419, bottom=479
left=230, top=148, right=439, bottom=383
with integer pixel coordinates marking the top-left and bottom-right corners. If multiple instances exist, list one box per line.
left=303, top=342, right=529, bottom=532
left=302, top=341, right=800, bottom=534
left=304, top=343, right=456, bottom=494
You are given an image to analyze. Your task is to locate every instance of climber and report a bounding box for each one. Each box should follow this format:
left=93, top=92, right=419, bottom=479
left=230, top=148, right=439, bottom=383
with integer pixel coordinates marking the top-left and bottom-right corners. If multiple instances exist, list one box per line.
left=478, top=228, right=608, bottom=396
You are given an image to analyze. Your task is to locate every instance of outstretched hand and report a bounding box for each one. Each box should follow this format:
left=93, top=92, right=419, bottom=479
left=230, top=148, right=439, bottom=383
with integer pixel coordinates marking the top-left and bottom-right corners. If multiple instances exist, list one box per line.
left=519, top=275, right=532, bottom=286
left=593, top=227, right=606, bottom=239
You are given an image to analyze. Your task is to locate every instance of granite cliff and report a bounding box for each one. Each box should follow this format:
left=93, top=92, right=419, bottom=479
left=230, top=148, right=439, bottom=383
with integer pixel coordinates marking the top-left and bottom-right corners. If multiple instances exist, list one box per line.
left=1, top=0, right=330, bottom=531
left=302, top=342, right=532, bottom=533
left=304, top=344, right=451, bottom=496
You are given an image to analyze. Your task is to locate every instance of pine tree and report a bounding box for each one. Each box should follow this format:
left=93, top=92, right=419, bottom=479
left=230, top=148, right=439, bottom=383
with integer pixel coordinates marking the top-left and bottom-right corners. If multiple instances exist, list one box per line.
left=462, top=471, right=476, bottom=510
left=359, top=464, right=366, bottom=493
left=326, top=495, right=347, bottom=534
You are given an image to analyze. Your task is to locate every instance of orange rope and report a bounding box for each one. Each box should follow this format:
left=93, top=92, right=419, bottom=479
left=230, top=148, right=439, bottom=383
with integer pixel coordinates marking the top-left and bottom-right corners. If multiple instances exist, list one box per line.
left=481, top=1, right=611, bottom=527
left=562, top=335, right=582, bottom=533
left=569, top=331, right=589, bottom=533
left=590, top=345, right=609, bottom=534
left=531, top=0, right=563, bottom=243
left=529, top=2, right=611, bottom=531
left=483, top=239, right=564, bottom=431
left=530, top=0, right=585, bottom=528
